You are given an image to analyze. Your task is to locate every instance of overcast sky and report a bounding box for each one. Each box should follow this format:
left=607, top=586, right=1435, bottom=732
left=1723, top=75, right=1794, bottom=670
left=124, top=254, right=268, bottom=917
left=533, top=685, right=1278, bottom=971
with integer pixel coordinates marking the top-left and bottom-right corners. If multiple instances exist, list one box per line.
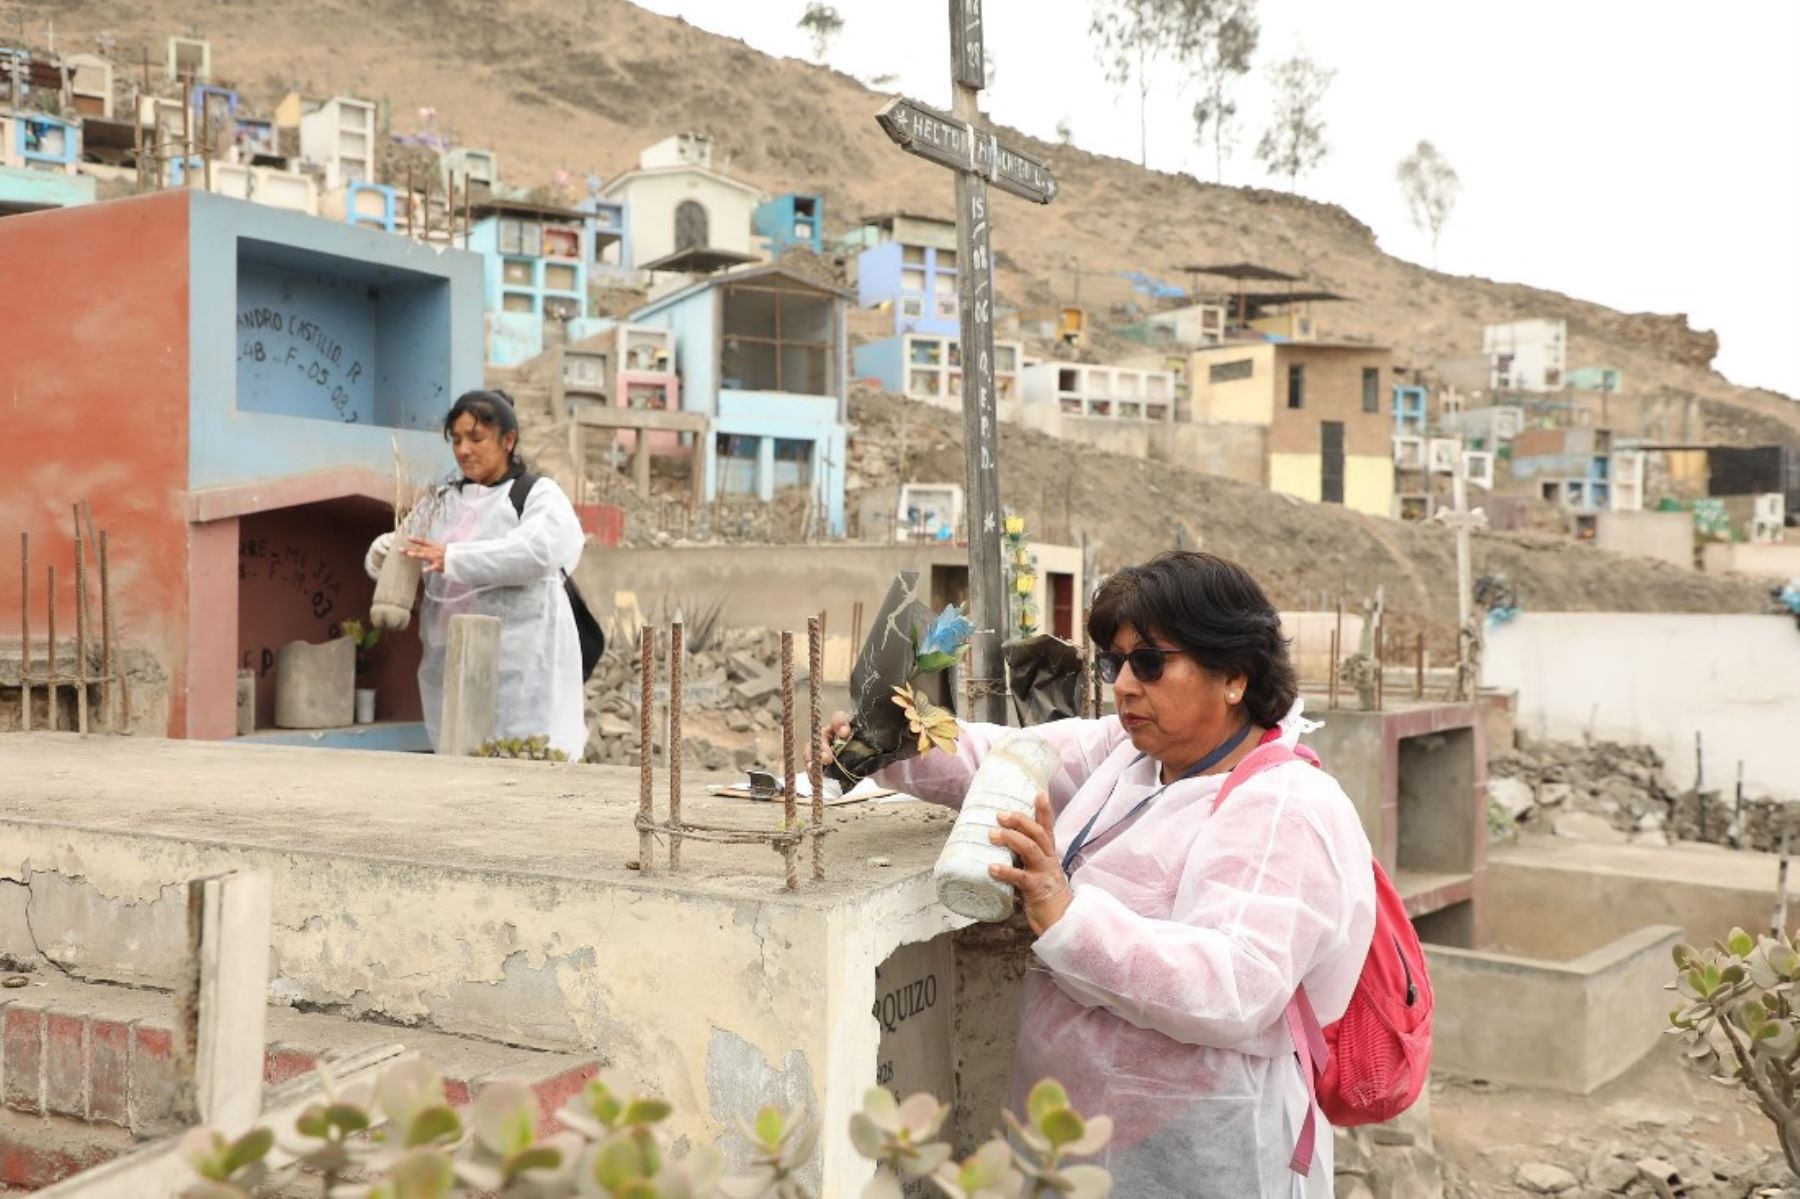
left=637, top=0, right=1800, bottom=400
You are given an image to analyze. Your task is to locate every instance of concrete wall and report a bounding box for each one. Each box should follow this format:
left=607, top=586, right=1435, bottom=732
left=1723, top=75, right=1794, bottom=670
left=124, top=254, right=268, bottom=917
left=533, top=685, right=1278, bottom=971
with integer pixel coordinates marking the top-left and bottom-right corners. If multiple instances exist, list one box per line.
left=1486, top=836, right=1784, bottom=956
left=0, top=191, right=196, bottom=736
left=1186, top=343, right=1275, bottom=425
left=1703, top=542, right=1800, bottom=579
left=1425, top=924, right=1682, bottom=1093
left=1485, top=613, right=1800, bottom=798
left=581, top=543, right=1083, bottom=680
left=608, top=170, right=757, bottom=267
left=237, top=499, right=423, bottom=729
left=1595, top=510, right=1693, bottom=569
left=190, top=190, right=482, bottom=492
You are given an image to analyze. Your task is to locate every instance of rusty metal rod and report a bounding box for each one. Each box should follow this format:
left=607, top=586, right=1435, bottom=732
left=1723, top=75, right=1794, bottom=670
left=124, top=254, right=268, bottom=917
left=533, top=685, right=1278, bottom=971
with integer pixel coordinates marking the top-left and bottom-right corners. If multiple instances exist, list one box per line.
left=808, top=615, right=825, bottom=882
left=638, top=631, right=654, bottom=872
left=781, top=631, right=797, bottom=891
left=73, top=515, right=87, bottom=735
left=1327, top=628, right=1339, bottom=711
left=1415, top=630, right=1425, bottom=700
left=99, top=530, right=113, bottom=731
left=668, top=620, right=684, bottom=870
left=19, top=532, right=29, bottom=732
left=45, top=565, right=56, bottom=731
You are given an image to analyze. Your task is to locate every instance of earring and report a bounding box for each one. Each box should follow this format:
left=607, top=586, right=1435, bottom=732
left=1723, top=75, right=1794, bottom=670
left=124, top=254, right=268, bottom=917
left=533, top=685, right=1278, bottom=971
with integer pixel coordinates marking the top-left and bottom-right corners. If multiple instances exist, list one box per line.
left=1227, top=692, right=1240, bottom=703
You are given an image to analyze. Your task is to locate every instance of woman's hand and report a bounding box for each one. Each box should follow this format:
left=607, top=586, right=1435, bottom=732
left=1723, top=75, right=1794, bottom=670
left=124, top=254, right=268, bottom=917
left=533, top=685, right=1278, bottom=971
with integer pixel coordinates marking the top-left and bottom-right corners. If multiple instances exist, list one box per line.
left=404, top=537, right=448, bottom=575
left=990, top=792, right=1074, bottom=937
left=815, top=710, right=853, bottom=768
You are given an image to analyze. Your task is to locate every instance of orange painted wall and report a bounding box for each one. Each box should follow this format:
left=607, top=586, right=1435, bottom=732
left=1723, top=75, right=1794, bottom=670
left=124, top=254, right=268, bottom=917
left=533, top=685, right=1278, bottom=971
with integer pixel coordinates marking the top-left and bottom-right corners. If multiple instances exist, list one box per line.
left=0, top=192, right=192, bottom=736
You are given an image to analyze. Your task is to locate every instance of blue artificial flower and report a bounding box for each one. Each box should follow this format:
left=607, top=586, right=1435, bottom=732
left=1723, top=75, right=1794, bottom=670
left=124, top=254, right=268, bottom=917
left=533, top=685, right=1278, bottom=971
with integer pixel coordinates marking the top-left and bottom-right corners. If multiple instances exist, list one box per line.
left=913, top=604, right=974, bottom=674
left=921, top=604, right=974, bottom=656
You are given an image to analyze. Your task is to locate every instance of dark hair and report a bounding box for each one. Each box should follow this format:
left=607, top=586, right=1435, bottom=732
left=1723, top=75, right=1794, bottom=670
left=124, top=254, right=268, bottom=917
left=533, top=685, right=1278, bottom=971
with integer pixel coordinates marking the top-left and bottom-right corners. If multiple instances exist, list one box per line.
left=1086, top=551, right=1298, bottom=728
left=443, top=389, right=523, bottom=464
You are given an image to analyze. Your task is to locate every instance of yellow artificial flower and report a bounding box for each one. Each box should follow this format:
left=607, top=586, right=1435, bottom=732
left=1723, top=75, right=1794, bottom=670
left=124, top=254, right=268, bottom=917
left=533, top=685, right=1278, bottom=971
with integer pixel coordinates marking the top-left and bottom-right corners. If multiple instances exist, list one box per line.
left=1014, top=572, right=1036, bottom=595
left=1003, top=514, right=1026, bottom=537
left=892, top=683, right=960, bottom=757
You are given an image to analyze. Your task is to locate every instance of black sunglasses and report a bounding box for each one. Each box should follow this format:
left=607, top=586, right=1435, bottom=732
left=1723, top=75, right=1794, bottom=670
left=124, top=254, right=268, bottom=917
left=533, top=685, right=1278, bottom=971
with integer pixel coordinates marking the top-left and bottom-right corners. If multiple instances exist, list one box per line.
left=1095, top=645, right=1186, bottom=684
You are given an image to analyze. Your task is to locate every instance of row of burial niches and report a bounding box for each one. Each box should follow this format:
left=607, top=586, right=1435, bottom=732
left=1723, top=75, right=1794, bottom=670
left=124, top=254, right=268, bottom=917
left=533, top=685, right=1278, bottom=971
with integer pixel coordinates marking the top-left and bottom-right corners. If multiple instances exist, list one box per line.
left=237, top=238, right=453, bottom=430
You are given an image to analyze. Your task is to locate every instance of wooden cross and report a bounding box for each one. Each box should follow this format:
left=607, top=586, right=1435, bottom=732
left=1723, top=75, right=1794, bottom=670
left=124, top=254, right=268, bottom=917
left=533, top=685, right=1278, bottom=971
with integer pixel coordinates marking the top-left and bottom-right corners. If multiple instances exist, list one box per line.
left=1434, top=450, right=1488, bottom=702
left=875, top=0, right=1058, bottom=723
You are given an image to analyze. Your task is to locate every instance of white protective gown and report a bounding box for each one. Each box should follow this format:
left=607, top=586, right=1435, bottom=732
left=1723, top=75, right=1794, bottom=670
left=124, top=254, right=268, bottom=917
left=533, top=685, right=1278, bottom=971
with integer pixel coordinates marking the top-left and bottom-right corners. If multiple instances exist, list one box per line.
left=878, top=699, right=1375, bottom=1198
left=365, top=474, right=588, bottom=759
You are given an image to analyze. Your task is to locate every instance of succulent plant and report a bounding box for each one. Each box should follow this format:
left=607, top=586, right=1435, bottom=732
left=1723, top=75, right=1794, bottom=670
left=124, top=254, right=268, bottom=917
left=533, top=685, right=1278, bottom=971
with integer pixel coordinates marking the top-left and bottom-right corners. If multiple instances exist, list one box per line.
left=1669, top=927, right=1800, bottom=1176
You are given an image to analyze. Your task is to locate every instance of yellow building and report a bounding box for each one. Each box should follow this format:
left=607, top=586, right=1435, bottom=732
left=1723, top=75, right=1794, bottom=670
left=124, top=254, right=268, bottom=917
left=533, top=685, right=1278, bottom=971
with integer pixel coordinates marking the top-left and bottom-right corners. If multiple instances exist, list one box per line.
left=1186, top=341, right=1396, bottom=517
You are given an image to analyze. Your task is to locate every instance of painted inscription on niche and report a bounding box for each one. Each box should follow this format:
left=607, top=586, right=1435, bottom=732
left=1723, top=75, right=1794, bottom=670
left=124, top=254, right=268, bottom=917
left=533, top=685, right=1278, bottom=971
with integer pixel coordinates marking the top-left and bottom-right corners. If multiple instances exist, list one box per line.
left=873, top=937, right=955, bottom=1198
left=237, top=307, right=366, bottom=423
left=237, top=536, right=345, bottom=681
left=234, top=263, right=379, bottom=424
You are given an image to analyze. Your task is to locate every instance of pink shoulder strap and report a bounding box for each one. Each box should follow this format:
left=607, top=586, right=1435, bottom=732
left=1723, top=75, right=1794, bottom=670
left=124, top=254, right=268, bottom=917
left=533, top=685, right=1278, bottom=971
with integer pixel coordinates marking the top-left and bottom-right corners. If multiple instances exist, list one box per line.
left=1212, top=738, right=1330, bottom=1176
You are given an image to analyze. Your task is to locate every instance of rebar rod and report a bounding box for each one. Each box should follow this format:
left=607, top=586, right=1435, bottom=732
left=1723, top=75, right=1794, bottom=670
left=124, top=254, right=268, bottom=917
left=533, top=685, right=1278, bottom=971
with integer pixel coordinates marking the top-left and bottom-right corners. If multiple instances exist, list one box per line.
left=18, top=532, right=28, bottom=732
left=45, top=565, right=56, bottom=732
left=73, top=512, right=87, bottom=735
left=808, top=615, right=825, bottom=882
left=99, top=530, right=113, bottom=731
left=638, top=632, right=654, bottom=872
left=668, top=620, right=684, bottom=870
left=781, top=631, right=797, bottom=891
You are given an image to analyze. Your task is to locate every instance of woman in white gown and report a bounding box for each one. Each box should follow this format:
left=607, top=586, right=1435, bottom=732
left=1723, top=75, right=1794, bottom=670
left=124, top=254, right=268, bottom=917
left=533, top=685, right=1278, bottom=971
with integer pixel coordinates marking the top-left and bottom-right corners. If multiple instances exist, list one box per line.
left=365, top=390, right=587, bottom=758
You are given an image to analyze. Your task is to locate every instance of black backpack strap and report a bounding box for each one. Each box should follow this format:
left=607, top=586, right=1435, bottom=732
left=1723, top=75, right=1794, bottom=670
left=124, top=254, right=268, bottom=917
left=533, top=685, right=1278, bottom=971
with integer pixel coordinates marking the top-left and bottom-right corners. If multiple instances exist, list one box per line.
left=508, top=471, right=540, bottom=520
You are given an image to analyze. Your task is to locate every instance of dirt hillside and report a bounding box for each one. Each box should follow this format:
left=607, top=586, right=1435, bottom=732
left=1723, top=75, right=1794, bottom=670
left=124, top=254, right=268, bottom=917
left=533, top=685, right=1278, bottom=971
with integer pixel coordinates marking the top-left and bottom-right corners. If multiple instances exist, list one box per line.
left=35, top=0, right=1800, bottom=434
left=847, top=393, right=1775, bottom=650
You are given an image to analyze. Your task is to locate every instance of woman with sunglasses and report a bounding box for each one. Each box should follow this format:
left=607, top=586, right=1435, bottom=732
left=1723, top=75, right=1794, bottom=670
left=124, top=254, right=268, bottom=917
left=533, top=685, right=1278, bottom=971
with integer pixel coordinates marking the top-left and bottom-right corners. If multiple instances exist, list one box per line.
left=829, top=551, right=1376, bottom=1196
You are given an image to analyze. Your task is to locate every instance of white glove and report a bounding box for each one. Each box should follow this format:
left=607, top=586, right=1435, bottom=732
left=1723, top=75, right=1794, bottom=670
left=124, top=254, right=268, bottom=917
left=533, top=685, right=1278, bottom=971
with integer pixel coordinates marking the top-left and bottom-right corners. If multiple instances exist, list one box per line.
left=369, top=531, right=396, bottom=572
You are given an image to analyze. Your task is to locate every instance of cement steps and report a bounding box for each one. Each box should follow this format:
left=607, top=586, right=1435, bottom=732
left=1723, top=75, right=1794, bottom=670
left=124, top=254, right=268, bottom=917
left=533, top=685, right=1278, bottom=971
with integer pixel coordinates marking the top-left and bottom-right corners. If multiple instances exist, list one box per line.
left=0, top=970, right=598, bottom=1190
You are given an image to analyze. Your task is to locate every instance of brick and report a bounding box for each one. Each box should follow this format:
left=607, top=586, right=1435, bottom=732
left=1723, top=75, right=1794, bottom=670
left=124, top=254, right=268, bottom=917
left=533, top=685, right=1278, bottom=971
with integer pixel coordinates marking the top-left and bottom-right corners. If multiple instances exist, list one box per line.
left=128, top=1023, right=178, bottom=1134
left=2, top=1006, right=43, bottom=1113
left=0, top=1129, right=125, bottom=1189
left=88, top=1019, right=129, bottom=1126
left=531, top=1062, right=599, bottom=1136
left=44, top=1012, right=88, bottom=1118
left=264, top=1047, right=316, bottom=1088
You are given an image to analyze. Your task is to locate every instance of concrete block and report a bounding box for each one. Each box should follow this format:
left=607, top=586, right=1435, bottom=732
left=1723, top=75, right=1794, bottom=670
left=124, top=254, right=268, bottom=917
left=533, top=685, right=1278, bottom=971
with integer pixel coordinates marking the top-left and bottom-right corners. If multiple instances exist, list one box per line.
left=3, top=1004, right=44, bottom=1113
left=44, top=1012, right=88, bottom=1118
left=22, top=873, right=187, bottom=989
left=0, top=881, right=32, bottom=966
left=439, top=614, right=501, bottom=756
left=236, top=669, right=255, bottom=736
left=273, top=636, right=355, bottom=729
left=128, top=1024, right=178, bottom=1134
left=88, top=1018, right=130, bottom=1126
left=1424, top=923, right=1682, bottom=1092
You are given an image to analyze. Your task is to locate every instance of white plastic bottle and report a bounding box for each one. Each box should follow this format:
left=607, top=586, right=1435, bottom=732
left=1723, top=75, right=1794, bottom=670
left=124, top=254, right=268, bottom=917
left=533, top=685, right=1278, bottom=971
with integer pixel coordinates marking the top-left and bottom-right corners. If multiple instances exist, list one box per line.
left=933, top=731, right=1060, bottom=922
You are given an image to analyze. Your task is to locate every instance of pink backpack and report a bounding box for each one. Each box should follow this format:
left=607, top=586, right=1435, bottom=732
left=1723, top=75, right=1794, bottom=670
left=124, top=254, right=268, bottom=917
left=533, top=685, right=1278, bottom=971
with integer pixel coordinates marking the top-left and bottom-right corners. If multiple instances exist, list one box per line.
left=1214, top=738, right=1434, bottom=1177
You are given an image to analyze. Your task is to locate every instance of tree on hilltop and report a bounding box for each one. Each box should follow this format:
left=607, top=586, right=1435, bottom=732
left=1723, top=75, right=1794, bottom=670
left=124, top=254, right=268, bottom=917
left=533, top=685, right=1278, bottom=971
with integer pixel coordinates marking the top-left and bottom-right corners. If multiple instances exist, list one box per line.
left=1186, top=0, right=1258, bottom=184
left=1255, top=52, right=1333, bottom=189
left=1397, top=139, right=1461, bottom=269
left=798, top=2, right=845, bottom=64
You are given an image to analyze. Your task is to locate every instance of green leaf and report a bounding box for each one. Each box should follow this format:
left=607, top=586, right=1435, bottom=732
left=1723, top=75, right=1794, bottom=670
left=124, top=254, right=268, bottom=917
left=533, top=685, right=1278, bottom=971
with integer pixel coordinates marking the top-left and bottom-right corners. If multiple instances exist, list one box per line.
left=754, top=1105, right=786, bottom=1148
left=1673, top=943, right=1699, bottom=969
left=325, top=1102, right=371, bottom=1136
left=221, top=1127, right=273, bottom=1176
left=861, top=1167, right=906, bottom=1199
left=913, top=651, right=963, bottom=674
left=404, top=1105, right=462, bottom=1148
left=593, top=1135, right=648, bottom=1188
left=1040, top=1107, right=1085, bottom=1148
left=502, top=1143, right=564, bottom=1181
left=1026, top=1080, right=1070, bottom=1129
left=378, top=1148, right=457, bottom=1199
left=1729, top=928, right=1756, bottom=957
left=622, top=1098, right=674, bottom=1127
left=1064, top=1114, right=1114, bottom=1158
left=295, top=1105, right=330, bottom=1139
